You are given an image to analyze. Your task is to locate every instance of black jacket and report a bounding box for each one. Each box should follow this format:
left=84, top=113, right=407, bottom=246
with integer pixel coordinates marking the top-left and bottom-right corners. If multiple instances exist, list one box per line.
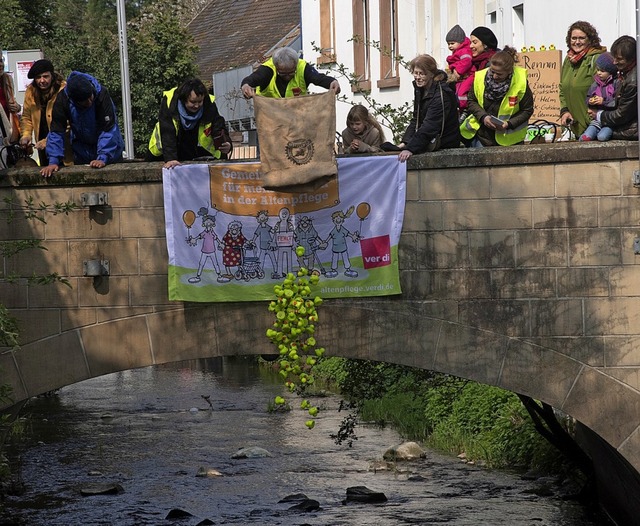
left=402, top=74, right=460, bottom=153
left=601, top=66, right=638, bottom=140
left=158, top=92, right=229, bottom=162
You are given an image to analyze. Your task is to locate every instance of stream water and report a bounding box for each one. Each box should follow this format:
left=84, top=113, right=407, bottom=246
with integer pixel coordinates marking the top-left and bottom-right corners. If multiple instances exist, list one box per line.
left=1, top=357, right=610, bottom=525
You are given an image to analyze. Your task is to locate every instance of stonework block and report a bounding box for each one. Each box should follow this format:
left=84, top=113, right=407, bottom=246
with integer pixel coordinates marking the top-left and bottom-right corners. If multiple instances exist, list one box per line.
left=401, top=269, right=491, bottom=300
left=468, top=230, right=515, bottom=268
left=97, top=306, right=153, bottom=323
left=0, top=282, right=28, bottom=308
left=459, top=299, right=530, bottom=337
left=0, top=211, right=45, bottom=240
left=621, top=230, right=640, bottom=265
left=499, top=338, right=583, bottom=407
left=603, top=336, right=640, bottom=367
left=405, top=171, right=419, bottom=201
left=45, top=208, right=121, bottom=240
left=77, top=276, right=130, bottom=307
left=523, top=336, right=605, bottom=367
left=421, top=167, right=490, bottom=200
left=490, top=164, right=554, bottom=198
left=28, top=279, right=79, bottom=308
left=81, top=317, right=153, bottom=376
left=516, top=229, right=568, bottom=267
left=569, top=228, right=622, bottom=267
left=0, top=351, right=27, bottom=403
left=557, top=268, right=610, bottom=297
left=402, top=201, right=442, bottom=232
left=12, top=309, right=61, bottom=344
left=418, top=232, right=470, bottom=269
left=71, top=185, right=142, bottom=208
left=563, top=367, right=640, bottom=448
left=140, top=182, right=164, bottom=207
left=604, top=367, right=640, bottom=391
left=444, top=200, right=532, bottom=230
left=130, top=275, right=174, bottom=306
left=120, top=208, right=166, bottom=238
left=599, top=197, right=640, bottom=228
left=530, top=299, right=584, bottom=336
left=69, top=239, right=139, bottom=277
left=532, top=197, right=598, bottom=228
left=621, top=160, right=640, bottom=196
left=585, top=298, right=640, bottom=336
left=15, top=332, right=90, bottom=396
left=138, top=238, right=168, bottom=274
left=433, top=321, right=508, bottom=384
left=491, top=269, right=557, bottom=299
left=610, top=266, right=640, bottom=297
left=398, top=232, right=417, bottom=271
left=555, top=161, right=622, bottom=197
left=5, top=240, right=69, bottom=278
left=60, top=308, right=98, bottom=332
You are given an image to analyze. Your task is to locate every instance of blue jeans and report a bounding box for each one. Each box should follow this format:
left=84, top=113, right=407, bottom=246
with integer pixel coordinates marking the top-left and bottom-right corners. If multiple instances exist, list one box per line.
left=581, top=124, right=613, bottom=141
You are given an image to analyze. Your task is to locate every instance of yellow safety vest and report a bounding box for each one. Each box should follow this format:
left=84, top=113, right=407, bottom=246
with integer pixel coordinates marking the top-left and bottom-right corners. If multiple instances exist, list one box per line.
left=256, top=58, right=307, bottom=98
left=460, top=66, right=528, bottom=145
left=148, top=88, right=221, bottom=159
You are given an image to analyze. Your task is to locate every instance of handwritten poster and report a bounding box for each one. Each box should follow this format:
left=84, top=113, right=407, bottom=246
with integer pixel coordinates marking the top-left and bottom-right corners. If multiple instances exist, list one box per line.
left=519, top=50, right=562, bottom=122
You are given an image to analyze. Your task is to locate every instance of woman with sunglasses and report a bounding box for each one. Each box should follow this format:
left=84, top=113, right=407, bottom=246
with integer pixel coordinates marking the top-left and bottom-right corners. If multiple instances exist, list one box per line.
left=559, top=21, right=605, bottom=137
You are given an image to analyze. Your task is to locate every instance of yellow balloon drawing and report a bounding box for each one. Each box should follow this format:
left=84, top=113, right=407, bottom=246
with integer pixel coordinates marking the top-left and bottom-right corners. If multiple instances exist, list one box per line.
left=182, top=209, right=196, bottom=228
left=356, top=202, right=371, bottom=220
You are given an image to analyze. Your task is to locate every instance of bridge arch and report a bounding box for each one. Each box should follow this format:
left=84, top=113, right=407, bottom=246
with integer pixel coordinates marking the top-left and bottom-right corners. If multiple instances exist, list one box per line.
left=2, top=143, right=640, bottom=495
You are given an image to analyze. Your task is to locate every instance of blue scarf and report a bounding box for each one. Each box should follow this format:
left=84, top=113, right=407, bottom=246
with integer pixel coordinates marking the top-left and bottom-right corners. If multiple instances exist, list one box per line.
left=177, top=100, right=203, bottom=130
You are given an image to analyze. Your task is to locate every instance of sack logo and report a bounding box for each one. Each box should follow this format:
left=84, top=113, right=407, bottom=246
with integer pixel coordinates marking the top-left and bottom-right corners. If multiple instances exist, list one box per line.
left=285, top=139, right=314, bottom=165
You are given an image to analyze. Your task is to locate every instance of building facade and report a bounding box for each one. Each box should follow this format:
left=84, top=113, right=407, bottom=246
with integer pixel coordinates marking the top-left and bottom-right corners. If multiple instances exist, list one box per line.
left=300, top=0, right=635, bottom=140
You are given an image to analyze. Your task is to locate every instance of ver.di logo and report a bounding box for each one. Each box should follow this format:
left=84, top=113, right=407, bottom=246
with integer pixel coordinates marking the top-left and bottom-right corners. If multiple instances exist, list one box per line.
left=285, top=139, right=314, bottom=165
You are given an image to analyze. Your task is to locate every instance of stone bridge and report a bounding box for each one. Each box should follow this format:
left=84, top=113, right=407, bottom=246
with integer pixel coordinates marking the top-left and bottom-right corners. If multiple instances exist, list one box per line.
left=2, top=143, right=640, bottom=492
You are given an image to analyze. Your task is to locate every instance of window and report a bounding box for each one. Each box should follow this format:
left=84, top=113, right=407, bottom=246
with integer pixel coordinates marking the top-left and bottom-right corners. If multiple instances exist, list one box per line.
left=378, top=0, right=399, bottom=88
left=352, top=0, right=371, bottom=92
left=317, top=0, right=337, bottom=64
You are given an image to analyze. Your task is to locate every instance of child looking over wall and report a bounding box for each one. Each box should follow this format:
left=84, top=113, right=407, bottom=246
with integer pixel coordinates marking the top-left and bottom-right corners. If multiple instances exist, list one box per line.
left=341, top=104, right=385, bottom=154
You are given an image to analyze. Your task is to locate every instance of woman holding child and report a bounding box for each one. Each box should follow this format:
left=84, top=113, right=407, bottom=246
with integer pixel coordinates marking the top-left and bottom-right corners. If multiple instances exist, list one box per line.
left=592, top=35, right=638, bottom=140
left=461, top=46, right=534, bottom=147
left=559, top=21, right=605, bottom=137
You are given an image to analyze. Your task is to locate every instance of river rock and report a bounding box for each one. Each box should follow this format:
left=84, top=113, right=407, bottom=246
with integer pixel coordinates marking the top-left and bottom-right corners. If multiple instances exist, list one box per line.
left=196, top=467, right=223, bottom=477
left=344, top=485, right=388, bottom=504
left=165, top=508, right=194, bottom=519
left=383, top=441, right=426, bottom=461
left=279, top=493, right=309, bottom=503
left=288, top=498, right=320, bottom=512
left=80, top=483, right=124, bottom=496
left=231, top=446, right=273, bottom=459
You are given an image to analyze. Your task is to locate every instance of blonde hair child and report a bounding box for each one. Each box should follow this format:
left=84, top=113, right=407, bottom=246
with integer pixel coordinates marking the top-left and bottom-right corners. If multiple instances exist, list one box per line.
left=341, top=104, right=386, bottom=154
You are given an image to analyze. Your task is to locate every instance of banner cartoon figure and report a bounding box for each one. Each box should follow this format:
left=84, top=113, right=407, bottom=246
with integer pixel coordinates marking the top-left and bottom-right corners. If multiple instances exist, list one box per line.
left=163, top=156, right=406, bottom=302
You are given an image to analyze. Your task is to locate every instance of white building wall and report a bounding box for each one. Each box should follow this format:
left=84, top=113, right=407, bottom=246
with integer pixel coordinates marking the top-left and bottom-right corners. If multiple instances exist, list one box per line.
left=301, top=0, right=636, bottom=140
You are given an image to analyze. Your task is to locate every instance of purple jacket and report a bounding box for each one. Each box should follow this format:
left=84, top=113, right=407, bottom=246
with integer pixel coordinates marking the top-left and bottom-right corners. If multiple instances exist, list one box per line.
left=585, top=74, right=617, bottom=110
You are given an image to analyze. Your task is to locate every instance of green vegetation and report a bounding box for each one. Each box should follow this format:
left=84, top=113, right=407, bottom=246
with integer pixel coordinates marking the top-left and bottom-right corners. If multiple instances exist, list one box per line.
left=314, top=357, right=571, bottom=474
left=1, top=0, right=200, bottom=157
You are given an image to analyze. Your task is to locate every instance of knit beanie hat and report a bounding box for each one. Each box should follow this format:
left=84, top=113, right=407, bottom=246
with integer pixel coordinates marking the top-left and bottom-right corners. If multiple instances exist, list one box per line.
left=471, top=26, right=498, bottom=50
left=446, top=25, right=466, bottom=43
left=595, top=52, right=618, bottom=75
left=66, top=74, right=95, bottom=102
left=27, top=59, right=54, bottom=79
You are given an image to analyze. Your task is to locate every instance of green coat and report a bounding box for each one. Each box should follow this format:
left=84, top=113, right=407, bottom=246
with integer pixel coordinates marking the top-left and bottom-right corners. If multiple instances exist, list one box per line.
left=559, top=47, right=604, bottom=136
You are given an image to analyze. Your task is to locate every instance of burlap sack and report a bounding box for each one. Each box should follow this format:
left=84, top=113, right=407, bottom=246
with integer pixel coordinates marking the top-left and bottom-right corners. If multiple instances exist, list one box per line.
left=253, top=91, right=337, bottom=192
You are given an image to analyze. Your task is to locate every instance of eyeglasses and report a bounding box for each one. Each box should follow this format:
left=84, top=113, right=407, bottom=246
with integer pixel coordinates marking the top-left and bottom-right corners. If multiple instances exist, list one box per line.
left=412, top=71, right=427, bottom=77
left=276, top=69, right=296, bottom=77
left=570, top=36, right=588, bottom=42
